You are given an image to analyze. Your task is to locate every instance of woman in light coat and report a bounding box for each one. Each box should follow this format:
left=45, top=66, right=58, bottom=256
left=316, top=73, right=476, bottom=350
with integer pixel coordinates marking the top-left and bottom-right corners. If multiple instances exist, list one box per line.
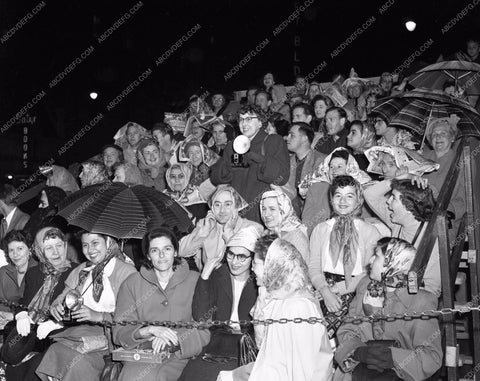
left=113, top=227, right=210, bottom=381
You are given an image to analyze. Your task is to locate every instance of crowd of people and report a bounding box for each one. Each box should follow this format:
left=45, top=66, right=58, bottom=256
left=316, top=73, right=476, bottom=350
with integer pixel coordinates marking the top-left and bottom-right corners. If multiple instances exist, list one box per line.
left=0, top=37, right=477, bottom=381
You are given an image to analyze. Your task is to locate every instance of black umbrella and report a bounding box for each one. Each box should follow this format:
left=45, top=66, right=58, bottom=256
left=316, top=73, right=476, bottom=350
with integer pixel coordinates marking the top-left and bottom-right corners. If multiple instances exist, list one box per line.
left=57, top=182, right=193, bottom=239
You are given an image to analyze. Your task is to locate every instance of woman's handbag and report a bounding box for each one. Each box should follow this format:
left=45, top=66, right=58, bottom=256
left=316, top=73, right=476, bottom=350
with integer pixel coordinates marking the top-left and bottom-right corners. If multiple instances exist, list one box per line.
left=100, top=326, right=123, bottom=381
left=239, top=332, right=258, bottom=366
left=1, top=325, right=37, bottom=366
left=352, top=340, right=401, bottom=381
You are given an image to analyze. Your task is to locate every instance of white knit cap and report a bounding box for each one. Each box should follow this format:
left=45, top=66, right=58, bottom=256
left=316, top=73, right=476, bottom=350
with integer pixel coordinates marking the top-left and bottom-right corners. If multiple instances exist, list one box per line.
left=226, top=225, right=262, bottom=252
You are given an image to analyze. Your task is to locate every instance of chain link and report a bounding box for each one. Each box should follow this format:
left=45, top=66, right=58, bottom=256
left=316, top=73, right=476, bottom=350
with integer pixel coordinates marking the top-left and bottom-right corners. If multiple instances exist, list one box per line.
left=3, top=298, right=479, bottom=329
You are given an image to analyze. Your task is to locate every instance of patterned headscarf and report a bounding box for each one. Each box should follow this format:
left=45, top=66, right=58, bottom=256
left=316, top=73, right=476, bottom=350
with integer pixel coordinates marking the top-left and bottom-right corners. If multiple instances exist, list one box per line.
left=377, top=129, right=416, bottom=150
left=164, top=163, right=206, bottom=207
left=298, top=147, right=371, bottom=198
left=80, top=161, right=109, bottom=188
left=328, top=176, right=363, bottom=289
left=260, top=190, right=307, bottom=236
left=29, top=227, right=71, bottom=322
left=77, top=236, right=122, bottom=303
left=364, top=145, right=439, bottom=176
left=165, top=163, right=192, bottom=194
left=263, top=238, right=313, bottom=296
left=349, top=121, right=376, bottom=154
left=363, top=238, right=417, bottom=339
left=184, top=113, right=220, bottom=137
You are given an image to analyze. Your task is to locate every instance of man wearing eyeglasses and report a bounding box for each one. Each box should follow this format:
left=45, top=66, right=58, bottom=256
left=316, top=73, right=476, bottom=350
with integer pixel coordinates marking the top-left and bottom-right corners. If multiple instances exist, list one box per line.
left=180, top=227, right=260, bottom=379
left=210, top=105, right=290, bottom=224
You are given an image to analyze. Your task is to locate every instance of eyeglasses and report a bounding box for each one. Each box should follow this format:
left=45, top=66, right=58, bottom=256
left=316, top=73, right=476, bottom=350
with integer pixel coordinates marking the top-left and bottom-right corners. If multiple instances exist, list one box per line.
left=239, top=116, right=259, bottom=123
left=225, top=249, right=252, bottom=263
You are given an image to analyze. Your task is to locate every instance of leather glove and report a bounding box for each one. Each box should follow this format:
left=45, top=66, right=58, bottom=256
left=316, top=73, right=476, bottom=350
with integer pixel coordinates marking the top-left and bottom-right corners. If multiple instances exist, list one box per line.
left=365, top=344, right=394, bottom=370
left=353, top=344, right=394, bottom=371
left=37, top=320, right=63, bottom=340
left=15, top=311, right=33, bottom=337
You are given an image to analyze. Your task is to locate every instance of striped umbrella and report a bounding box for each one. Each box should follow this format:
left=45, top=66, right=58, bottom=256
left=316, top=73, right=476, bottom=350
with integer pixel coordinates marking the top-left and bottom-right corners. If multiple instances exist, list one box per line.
left=408, top=60, right=480, bottom=95
left=371, top=88, right=480, bottom=138
left=57, top=182, right=193, bottom=239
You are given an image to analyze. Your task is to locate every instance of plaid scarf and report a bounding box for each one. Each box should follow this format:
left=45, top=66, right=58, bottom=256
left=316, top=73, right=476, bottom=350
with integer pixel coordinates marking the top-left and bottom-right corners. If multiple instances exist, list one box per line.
left=28, top=262, right=71, bottom=323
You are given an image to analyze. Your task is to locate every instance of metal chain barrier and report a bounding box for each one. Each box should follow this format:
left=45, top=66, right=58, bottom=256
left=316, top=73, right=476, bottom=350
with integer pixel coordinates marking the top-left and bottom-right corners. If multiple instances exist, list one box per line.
left=2, top=298, right=479, bottom=329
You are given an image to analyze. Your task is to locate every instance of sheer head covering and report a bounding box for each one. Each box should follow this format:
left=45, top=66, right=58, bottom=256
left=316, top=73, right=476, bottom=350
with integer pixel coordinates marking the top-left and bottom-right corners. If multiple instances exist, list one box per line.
left=113, top=122, right=150, bottom=149
left=298, top=147, right=371, bottom=198
left=208, top=184, right=248, bottom=213
left=364, top=238, right=417, bottom=339
left=164, top=163, right=205, bottom=207
left=165, top=163, right=192, bottom=193
left=349, top=120, right=376, bottom=154
left=329, top=175, right=364, bottom=289
left=79, top=161, right=109, bottom=188
left=30, top=227, right=71, bottom=322
left=114, top=162, right=144, bottom=185
left=263, top=238, right=312, bottom=296
left=364, top=145, right=440, bottom=176
left=45, top=165, right=79, bottom=194
left=260, top=190, right=306, bottom=236
left=425, top=115, right=459, bottom=147
left=342, top=68, right=370, bottom=97
left=177, top=135, right=219, bottom=167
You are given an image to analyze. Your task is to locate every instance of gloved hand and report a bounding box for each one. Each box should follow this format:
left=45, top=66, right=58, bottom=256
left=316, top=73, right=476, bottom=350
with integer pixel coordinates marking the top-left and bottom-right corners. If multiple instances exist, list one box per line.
left=15, top=311, right=33, bottom=337
left=353, top=344, right=394, bottom=371
left=37, top=320, right=63, bottom=340
left=244, top=152, right=264, bottom=164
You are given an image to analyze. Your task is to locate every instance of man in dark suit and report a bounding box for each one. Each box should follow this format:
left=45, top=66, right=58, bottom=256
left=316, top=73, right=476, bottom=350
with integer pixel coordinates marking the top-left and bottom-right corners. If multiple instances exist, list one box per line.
left=315, top=106, right=349, bottom=155
left=0, top=184, right=30, bottom=241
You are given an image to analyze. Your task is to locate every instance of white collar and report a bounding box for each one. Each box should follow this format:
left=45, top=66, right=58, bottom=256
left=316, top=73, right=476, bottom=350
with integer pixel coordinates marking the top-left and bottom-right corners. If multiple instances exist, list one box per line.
left=4, top=207, right=17, bottom=227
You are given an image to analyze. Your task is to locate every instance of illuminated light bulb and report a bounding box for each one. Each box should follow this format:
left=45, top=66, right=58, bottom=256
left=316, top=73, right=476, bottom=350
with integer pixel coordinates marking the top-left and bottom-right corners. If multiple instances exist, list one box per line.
left=405, top=20, right=416, bottom=32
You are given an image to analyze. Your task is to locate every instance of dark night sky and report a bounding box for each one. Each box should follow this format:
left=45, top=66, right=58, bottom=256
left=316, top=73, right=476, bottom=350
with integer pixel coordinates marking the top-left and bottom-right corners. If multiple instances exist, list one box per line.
left=1, top=0, right=479, bottom=177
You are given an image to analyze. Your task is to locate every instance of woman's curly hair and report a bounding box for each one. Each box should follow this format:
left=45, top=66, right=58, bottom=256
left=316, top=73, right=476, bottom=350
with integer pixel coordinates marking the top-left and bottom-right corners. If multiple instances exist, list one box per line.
left=391, top=179, right=436, bottom=222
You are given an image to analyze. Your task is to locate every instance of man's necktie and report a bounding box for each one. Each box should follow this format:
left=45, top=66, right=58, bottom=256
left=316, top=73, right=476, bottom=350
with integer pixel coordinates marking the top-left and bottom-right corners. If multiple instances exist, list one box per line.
left=0, top=219, right=8, bottom=242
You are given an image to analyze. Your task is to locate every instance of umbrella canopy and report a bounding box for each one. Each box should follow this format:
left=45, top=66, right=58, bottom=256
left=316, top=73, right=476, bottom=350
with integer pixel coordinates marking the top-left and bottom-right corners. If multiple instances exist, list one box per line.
left=57, top=182, right=194, bottom=239
left=408, top=60, right=480, bottom=95
left=371, top=88, right=480, bottom=137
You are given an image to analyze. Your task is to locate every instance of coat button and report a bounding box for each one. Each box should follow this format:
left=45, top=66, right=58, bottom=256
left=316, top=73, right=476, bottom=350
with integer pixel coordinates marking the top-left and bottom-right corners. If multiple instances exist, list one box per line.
left=162, top=300, right=168, bottom=306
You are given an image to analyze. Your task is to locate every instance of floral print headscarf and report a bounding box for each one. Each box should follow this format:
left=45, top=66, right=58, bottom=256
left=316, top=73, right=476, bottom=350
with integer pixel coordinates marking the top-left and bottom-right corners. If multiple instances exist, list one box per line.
left=263, top=238, right=313, bottom=296
left=260, top=190, right=307, bottom=236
